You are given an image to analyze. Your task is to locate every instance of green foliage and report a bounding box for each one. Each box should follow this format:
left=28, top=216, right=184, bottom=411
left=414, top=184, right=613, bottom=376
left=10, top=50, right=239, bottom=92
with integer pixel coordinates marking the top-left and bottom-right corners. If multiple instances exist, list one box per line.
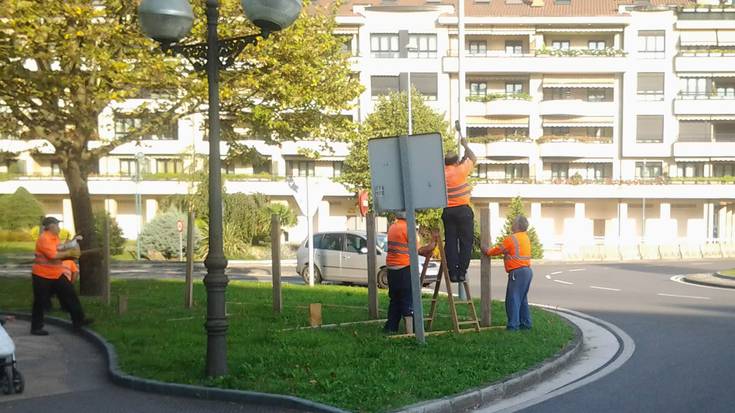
left=495, top=196, right=544, bottom=259
left=0, top=230, right=34, bottom=242
left=0, top=187, right=45, bottom=230
left=338, top=89, right=457, bottom=229
left=139, top=209, right=201, bottom=260
left=92, top=212, right=126, bottom=256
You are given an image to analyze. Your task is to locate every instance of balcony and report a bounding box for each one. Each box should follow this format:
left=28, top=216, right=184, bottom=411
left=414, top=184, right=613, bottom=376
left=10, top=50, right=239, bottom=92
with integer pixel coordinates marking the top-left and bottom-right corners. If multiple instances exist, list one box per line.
left=537, top=136, right=615, bottom=158
left=675, top=50, right=735, bottom=72
left=443, top=49, right=627, bottom=74
left=538, top=100, right=617, bottom=117
left=468, top=137, right=533, bottom=158
left=466, top=94, right=533, bottom=117
left=674, top=94, right=735, bottom=115
left=673, top=141, right=735, bottom=157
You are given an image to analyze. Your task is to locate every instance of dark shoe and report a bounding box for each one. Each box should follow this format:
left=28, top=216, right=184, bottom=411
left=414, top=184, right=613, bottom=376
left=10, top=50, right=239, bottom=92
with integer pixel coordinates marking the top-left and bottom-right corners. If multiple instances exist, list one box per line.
left=73, top=318, right=94, bottom=331
left=520, top=325, right=532, bottom=331
left=31, top=329, right=49, bottom=336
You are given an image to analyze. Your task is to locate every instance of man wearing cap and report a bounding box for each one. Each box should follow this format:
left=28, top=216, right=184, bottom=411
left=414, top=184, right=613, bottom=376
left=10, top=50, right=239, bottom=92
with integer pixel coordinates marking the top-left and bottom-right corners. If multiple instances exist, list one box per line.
left=30, top=217, right=92, bottom=336
left=443, top=137, right=477, bottom=282
left=384, top=212, right=437, bottom=334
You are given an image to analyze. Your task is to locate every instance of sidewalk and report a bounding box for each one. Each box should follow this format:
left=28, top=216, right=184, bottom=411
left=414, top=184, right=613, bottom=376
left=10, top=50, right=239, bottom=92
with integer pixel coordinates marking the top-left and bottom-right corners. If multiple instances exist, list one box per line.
left=683, top=272, right=735, bottom=289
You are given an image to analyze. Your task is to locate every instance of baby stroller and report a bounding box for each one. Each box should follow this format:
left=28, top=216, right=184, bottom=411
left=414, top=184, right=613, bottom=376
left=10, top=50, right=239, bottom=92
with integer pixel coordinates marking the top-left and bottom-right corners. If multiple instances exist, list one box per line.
left=0, top=317, right=24, bottom=395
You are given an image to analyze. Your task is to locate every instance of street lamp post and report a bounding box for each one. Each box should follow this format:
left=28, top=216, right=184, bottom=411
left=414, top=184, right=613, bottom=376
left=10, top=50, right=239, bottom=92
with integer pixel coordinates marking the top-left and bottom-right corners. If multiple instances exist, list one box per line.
left=138, top=0, right=302, bottom=377
left=134, top=152, right=145, bottom=261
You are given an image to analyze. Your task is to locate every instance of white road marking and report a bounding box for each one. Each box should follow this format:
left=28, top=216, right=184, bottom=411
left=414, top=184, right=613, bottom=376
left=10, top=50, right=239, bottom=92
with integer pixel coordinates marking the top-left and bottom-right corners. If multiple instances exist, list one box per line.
left=590, top=286, right=621, bottom=292
left=550, top=271, right=563, bottom=275
left=568, top=268, right=585, bottom=272
left=545, top=275, right=552, bottom=280
left=670, top=275, right=735, bottom=291
left=657, top=293, right=710, bottom=300
left=553, top=280, right=574, bottom=285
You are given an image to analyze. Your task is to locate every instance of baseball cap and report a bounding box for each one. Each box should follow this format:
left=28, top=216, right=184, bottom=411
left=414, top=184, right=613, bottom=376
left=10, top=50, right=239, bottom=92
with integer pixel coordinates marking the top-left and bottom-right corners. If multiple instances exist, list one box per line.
left=41, top=216, right=62, bottom=227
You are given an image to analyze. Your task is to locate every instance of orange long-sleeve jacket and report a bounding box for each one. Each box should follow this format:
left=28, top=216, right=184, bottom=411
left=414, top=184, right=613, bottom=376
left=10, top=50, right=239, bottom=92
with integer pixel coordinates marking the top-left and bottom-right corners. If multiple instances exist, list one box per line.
left=485, top=231, right=531, bottom=273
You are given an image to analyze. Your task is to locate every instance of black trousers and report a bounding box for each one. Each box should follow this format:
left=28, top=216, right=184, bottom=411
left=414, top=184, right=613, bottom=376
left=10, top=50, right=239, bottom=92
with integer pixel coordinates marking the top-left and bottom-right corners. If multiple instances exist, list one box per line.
left=31, top=274, right=85, bottom=331
left=384, top=266, right=413, bottom=333
left=442, top=205, right=475, bottom=281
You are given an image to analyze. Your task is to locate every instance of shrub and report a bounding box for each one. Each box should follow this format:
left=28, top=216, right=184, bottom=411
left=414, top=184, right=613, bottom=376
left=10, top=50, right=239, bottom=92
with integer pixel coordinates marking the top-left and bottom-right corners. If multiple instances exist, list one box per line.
left=92, top=212, right=126, bottom=256
left=0, top=229, right=33, bottom=242
left=139, top=209, right=200, bottom=260
left=31, top=226, right=71, bottom=241
left=0, top=187, right=45, bottom=230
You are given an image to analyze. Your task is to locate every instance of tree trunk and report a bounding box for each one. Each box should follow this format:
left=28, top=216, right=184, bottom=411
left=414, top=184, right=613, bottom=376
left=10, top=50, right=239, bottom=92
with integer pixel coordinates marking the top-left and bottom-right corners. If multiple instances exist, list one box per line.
left=63, top=159, right=104, bottom=296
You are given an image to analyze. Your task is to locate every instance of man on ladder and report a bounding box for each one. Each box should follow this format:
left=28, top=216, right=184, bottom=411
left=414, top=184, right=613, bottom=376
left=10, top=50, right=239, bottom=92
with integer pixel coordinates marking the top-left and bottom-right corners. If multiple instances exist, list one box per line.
left=443, top=137, right=476, bottom=283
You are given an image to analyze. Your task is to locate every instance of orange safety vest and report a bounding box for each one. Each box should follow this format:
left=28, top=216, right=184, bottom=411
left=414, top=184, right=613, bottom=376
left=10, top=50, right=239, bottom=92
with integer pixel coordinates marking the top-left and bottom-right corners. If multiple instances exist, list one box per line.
left=32, top=231, right=72, bottom=280
left=444, top=158, right=475, bottom=208
left=386, top=219, right=410, bottom=268
left=486, top=231, right=531, bottom=273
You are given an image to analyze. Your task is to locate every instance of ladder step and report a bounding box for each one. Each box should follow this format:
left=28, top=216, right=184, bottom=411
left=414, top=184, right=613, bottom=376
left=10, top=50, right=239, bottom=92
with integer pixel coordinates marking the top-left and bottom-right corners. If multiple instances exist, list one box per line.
left=458, top=320, right=480, bottom=325
left=454, top=300, right=472, bottom=305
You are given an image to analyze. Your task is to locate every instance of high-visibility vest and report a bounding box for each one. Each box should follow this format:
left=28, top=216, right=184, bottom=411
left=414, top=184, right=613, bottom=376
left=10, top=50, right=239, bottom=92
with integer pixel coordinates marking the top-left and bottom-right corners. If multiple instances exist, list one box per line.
left=487, top=231, right=532, bottom=273
left=444, top=159, right=475, bottom=208
left=32, top=231, right=72, bottom=280
left=386, top=219, right=410, bottom=268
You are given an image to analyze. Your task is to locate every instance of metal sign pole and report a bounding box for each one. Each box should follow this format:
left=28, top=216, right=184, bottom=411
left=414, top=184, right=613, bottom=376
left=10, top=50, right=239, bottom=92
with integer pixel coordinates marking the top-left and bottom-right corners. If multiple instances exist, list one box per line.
left=399, top=135, right=426, bottom=344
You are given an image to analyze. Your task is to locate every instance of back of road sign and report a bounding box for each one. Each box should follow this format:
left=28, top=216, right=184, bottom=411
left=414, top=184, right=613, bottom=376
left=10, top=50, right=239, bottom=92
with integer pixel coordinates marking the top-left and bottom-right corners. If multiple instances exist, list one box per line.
left=368, top=133, right=448, bottom=213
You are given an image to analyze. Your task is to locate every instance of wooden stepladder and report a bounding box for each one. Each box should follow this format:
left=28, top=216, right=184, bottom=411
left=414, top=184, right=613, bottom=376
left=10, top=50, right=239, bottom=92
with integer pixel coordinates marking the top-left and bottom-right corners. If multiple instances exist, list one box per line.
left=419, top=233, right=481, bottom=334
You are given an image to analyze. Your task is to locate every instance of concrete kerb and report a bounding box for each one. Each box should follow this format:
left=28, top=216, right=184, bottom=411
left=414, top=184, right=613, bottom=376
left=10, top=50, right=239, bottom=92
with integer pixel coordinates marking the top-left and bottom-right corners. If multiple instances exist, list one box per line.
left=397, top=316, right=583, bottom=413
left=0, top=311, right=349, bottom=413
left=682, top=273, right=735, bottom=289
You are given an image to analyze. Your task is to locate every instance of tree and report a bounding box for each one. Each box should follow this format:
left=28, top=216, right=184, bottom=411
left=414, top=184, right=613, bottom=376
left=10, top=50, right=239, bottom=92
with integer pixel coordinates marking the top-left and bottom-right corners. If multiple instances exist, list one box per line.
left=92, top=211, right=126, bottom=256
left=0, top=1, right=361, bottom=294
left=495, top=196, right=544, bottom=259
left=338, top=89, right=456, bottom=229
left=0, top=187, right=45, bottom=230
left=139, top=209, right=200, bottom=260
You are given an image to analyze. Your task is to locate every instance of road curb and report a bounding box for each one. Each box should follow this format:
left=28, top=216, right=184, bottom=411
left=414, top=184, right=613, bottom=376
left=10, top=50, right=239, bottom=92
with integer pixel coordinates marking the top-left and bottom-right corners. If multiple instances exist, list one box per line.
left=682, top=273, right=735, bottom=289
left=0, top=311, right=349, bottom=413
left=713, top=272, right=735, bottom=282
left=397, top=316, right=583, bottom=413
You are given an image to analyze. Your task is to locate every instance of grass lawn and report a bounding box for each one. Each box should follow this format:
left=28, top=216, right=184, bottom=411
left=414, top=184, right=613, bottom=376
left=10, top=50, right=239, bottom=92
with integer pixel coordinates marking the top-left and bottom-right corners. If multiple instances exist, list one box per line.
left=0, top=278, right=573, bottom=412
left=720, top=269, right=735, bottom=277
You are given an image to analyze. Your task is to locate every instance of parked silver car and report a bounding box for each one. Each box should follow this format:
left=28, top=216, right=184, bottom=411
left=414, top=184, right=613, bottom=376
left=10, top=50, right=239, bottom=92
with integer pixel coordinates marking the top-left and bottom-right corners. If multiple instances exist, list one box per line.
left=296, top=231, right=440, bottom=288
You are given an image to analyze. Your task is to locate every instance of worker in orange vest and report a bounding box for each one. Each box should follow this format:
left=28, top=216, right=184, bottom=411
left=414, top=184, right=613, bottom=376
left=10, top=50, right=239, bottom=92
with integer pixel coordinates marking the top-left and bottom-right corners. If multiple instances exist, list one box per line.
left=443, top=137, right=476, bottom=282
left=30, top=217, right=93, bottom=336
left=482, top=215, right=533, bottom=331
left=384, top=212, right=436, bottom=333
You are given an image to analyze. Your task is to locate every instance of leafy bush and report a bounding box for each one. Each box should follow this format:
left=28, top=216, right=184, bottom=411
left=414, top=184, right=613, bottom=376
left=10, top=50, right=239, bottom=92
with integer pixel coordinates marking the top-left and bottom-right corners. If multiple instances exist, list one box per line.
left=92, top=212, right=126, bottom=256
left=31, top=226, right=71, bottom=241
left=0, top=229, right=33, bottom=242
left=139, top=209, right=201, bottom=260
left=0, top=187, right=45, bottom=230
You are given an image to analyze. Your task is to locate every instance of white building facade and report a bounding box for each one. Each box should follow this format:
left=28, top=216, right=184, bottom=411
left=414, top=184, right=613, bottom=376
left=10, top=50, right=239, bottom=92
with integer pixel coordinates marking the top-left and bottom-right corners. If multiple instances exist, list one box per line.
left=2, top=0, right=735, bottom=259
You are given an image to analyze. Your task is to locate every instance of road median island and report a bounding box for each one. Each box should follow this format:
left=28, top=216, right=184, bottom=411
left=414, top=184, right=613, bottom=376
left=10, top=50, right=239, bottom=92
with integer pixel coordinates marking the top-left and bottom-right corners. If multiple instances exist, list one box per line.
left=0, top=277, right=575, bottom=412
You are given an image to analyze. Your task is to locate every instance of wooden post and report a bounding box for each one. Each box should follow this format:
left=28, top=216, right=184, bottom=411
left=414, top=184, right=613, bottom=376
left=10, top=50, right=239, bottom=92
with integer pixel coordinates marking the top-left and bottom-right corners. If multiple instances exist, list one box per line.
left=117, top=295, right=128, bottom=315
left=309, top=303, right=322, bottom=327
left=184, top=211, right=194, bottom=309
left=366, top=212, right=379, bottom=319
left=102, top=215, right=111, bottom=305
left=480, top=208, right=492, bottom=327
left=271, top=214, right=282, bottom=314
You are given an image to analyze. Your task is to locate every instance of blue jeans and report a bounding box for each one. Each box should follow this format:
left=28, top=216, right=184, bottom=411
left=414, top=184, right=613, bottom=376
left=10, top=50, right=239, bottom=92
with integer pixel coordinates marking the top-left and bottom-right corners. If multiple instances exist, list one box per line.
left=505, top=266, right=533, bottom=330
left=384, top=266, right=413, bottom=332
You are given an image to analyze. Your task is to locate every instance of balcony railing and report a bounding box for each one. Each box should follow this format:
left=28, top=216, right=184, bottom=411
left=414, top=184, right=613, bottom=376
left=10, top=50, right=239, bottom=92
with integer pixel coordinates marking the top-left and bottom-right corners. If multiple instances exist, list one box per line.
left=537, top=136, right=613, bottom=144
left=466, top=93, right=532, bottom=102
left=677, top=92, right=735, bottom=100
left=472, top=176, right=735, bottom=185
left=678, top=49, right=735, bottom=57
left=448, top=48, right=626, bottom=58
left=0, top=172, right=286, bottom=182
left=468, top=135, right=531, bottom=144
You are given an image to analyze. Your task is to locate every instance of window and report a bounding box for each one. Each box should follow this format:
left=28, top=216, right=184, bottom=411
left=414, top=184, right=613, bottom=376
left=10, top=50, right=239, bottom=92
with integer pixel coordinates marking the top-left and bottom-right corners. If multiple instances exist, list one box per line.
left=551, top=40, right=570, bottom=50
left=319, top=233, right=343, bottom=251
left=4, top=159, right=25, bottom=174
left=636, top=115, right=664, bottom=143
left=715, top=81, right=735, bottom=98
left=544, top=88, right=573, bottom=100
left=370, top=34, right=399, bottom=58
left=505, top=164, right=528, bottom=180
left=551, top=163, right=569, bottom=179
left=338, top=34, right=357, bottom=56
left=371, top=76, right=400, bottom=99
left=637, top=73, right=664, bottom=101
left=119, top=159, right=136, bottom=177
left=505, top=82, right=523, bottom=96
left=409, top=73, right=438, bottom=100
left=114, top=115, right=178, bottom=140
left=474, top=164, right=490, bottom=179
left=713, top=162, right=735, bottom=177
left=585, top=164, right=611, bottom=180
left=306, top=233, right=323, bottom=249
left=222, top=163, right=235, bottom=175
left=286, top=160, right=315, bottom=177
left=408, top=34, right=437, bottom=58
left=505, top=128, right=528, bottom=139
left=550, top=127, right=571, bottom=136
left=682, top=77, right=709, bottom=98
left=469, top=41, right=487, bottom=56
left=587, top=89, right=611, bottom=102
left=344, top=234, right=367, bottom=253
left=470, top=82, right=487, bottom=97
left=155, top=158, right=183, bottom=174
left=593, top=219, right=605, bottom=238
left=50, top=161, right=62, bottom=177
left=587, top=127, right=613, bottom=139
left=505, top=41, right=523, bottom=55
left=638, top=30, right=665, bottom=58
left=635, top=161, right=663, bottom=178
left=588, top=40, right=606, bottom=50
left=332, top=161, right=343, bottom=177
left=677, top=162, right=704, bottom=178
left=714, top=122, right=735, bottom=142
left=252, top=157, right=271, bottom=175
left=678, top=121, right=711, bottom=142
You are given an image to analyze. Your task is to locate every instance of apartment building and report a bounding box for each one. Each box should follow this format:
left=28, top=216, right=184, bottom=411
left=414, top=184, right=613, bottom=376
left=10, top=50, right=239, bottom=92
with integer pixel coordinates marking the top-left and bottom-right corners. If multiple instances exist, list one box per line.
left=2, top=0, right=735, bottom=259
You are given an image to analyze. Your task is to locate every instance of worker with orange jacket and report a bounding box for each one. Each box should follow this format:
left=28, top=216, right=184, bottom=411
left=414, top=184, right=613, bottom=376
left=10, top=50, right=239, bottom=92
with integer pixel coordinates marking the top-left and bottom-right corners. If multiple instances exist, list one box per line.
left=443, top=137, right=477, bottom=282
left=384, top=212, right=436, bottom=333
left=30, top=217, right=92, bottom=336
left=482, top=215, right=534, bottom=331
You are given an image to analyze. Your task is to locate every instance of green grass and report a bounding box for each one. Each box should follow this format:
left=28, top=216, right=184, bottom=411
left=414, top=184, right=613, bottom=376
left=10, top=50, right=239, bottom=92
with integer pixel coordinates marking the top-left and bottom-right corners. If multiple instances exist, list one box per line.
left=0, top=241, right=35, bottom=264
left=720, top=269, right=735, bottom=277
left=0, top=278, right=573, bottom=412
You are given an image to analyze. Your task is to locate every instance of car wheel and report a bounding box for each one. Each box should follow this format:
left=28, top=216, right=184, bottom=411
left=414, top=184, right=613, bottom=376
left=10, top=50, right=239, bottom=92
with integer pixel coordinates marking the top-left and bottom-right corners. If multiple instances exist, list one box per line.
left=301, top=264, right=322, bottom=285
left=11, top=368, right=23, bottom=394
left=377, top=268, right=388, bottom=289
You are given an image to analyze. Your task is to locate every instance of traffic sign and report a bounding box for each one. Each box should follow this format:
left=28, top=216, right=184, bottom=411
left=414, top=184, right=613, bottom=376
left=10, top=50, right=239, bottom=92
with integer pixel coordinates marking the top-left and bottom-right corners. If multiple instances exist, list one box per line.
left=177, top=220, right=184, bottom=233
